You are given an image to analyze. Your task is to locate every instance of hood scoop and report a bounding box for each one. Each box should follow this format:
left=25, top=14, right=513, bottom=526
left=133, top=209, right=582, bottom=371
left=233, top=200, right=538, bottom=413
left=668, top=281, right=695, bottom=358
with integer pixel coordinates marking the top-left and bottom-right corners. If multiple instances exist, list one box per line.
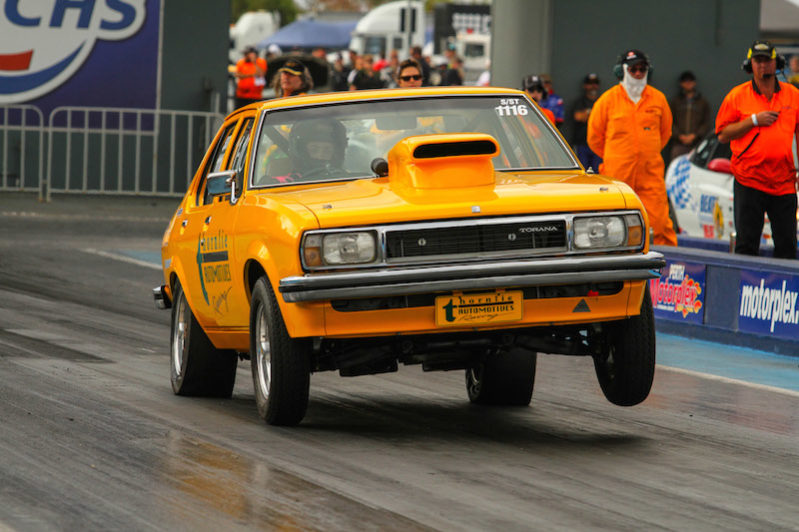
left=387, top=133, right=499, bottom=190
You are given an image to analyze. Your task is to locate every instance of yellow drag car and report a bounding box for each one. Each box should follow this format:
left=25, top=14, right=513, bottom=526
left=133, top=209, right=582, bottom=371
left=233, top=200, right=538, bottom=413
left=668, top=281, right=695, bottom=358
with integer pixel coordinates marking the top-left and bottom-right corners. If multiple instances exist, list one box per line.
left=154, top=87, right=665, bottom=426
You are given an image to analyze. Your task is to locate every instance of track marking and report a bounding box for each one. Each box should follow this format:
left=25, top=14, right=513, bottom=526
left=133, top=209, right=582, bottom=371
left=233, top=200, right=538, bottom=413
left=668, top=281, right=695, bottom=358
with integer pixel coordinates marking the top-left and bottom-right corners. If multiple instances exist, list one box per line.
left=658, top=364, right=799, bottom=398
left=83, top=248, right=161, bottom=270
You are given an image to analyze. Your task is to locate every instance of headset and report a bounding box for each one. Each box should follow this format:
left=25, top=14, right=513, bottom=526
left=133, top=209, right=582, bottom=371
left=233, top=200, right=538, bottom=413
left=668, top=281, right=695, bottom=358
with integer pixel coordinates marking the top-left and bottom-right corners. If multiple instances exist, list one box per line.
left=613, top=50, right=653, bottom=80
left=741, top=44, right=786, bottom=73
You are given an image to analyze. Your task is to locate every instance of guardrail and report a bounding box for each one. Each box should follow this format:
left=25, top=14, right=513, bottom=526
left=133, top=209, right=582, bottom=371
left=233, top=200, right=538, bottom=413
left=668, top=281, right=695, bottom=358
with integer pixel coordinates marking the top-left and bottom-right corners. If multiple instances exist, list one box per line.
left=0, top=105, right=224, bottom=201
left=0, top=105, right=45, bottom=198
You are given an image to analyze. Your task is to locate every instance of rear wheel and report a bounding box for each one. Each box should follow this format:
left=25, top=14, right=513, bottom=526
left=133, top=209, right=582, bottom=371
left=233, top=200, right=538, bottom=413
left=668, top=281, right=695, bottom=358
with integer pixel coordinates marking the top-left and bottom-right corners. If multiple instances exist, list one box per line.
left=465, top=348, right=537, bottom=406
left=250, top=277, right=311, bottom=426
left=593, top=286, right=656, bottom=406
left=170, top=281, right=237, bottom=397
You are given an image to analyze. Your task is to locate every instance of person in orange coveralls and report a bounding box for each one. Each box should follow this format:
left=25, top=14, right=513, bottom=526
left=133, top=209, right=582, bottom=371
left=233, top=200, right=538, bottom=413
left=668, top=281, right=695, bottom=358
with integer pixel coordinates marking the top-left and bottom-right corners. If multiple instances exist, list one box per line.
left=716, top=40, right=799, bottom=259
left=588, top=49, right=677, bottom=246
left=234, top=47, right=267, bottom=109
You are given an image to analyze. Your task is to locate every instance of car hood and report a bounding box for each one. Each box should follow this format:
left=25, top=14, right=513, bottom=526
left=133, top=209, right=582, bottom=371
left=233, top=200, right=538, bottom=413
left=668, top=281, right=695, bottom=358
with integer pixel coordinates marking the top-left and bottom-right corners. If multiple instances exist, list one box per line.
left=266, top=171, right=636, bottom=228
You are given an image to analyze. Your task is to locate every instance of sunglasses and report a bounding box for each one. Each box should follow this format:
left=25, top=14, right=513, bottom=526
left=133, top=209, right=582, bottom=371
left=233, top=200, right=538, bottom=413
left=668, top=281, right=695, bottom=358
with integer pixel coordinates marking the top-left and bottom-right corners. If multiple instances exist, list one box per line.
left=627, top=65, right=648, bottom=74
left=400, top=74, right=422, bottom=81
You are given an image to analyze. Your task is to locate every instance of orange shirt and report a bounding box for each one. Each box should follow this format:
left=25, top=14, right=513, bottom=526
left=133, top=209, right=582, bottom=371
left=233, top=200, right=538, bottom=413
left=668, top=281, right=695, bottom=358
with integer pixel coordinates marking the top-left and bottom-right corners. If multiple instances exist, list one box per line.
left=715, top=80, right=799, bottom=196
left=541, top=107, right=555, bottom=125
left=236, top=57, right=267, bottom=100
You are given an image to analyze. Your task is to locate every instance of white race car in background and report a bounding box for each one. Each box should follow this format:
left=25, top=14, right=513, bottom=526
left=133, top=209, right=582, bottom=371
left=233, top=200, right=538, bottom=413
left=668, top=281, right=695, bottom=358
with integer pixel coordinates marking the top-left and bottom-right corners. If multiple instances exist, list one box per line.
left=665, top=133, right=797, bottom=246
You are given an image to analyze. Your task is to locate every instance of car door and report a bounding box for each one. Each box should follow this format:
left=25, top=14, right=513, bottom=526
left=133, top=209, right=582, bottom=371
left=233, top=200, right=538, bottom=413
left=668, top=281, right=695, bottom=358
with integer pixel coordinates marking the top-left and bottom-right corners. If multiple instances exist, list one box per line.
left=171, top=117, right=239, bottom=328
left=201, top=114, right=256, bottom=328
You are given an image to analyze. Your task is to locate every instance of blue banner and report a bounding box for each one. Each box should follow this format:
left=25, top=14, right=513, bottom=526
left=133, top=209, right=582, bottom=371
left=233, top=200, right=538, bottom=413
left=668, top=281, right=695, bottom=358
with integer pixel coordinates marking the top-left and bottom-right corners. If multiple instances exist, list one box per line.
left=738, top=270, right=799, bottom=339
left=1, top=0, right=159, bottom=116
left=649, top=260, right=706, bottom=324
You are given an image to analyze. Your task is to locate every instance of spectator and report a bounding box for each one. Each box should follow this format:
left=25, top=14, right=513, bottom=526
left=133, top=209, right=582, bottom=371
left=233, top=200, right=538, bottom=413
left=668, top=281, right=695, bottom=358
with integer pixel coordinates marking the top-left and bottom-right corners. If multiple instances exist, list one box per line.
left=346, top=52, right=361, bottom=87
left=476, top=60, right=491, bottom=87
left=787, top=55, right=799, bottom=88
left=381, top=50, right=400, bottom=88
left=349, top=55, right=384, bottom=90
left=234, top=46, right=267, bottom=109
left=273, top=59, right=313, bottom=98
left=266, top=44, right=281, bottom=61
left=716, top=40, right=799, bottom=259
left=440, top=57, right=464, bottom=86
left=522, top=75, right=555, bottom=124
left=539, top=73, right=565, bottom=127
left=330, top=53, right=350, bottom=92
left=588, top=49, right=677, bottom=246
left=396, top=58, right=423, bottom=88
left=410, top=46, right=432, bottom=86
left=669, top=70, right=711, bottom=160
left=570, top=73, right=602, bottom=172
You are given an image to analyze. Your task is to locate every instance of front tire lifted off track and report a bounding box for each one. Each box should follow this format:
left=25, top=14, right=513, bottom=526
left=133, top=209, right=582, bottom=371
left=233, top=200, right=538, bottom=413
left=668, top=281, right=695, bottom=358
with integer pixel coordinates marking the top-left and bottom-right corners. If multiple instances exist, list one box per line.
left=250, top=277, right=311, bottom=426
left=465, top=348, right=537, bottom=406
left=593, top=285, right=656, bottom=406
left=170, top=281, right=237, bottom=397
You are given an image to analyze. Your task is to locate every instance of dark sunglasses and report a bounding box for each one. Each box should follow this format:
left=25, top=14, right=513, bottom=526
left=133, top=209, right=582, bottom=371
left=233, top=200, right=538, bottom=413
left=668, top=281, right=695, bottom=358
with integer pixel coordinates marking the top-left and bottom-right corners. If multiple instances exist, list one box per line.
left=400, top=74, right=422, bottom=81
left=627, top=65, right=648, bottom=74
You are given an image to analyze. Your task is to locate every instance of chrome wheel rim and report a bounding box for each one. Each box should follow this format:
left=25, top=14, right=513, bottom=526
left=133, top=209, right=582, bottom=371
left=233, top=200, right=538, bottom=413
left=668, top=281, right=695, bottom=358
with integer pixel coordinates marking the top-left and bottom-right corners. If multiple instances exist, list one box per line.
left=466, top=366, right=483, bottom=397
left=171, top=294, right=187, bottom=378
left=255, top=304, right=271, bottom=400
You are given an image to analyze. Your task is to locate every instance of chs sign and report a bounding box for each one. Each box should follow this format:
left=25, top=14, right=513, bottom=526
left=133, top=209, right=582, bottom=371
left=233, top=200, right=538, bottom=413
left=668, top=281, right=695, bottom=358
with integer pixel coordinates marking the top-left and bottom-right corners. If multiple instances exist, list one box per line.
left=0, top=0, right=146, bottom=104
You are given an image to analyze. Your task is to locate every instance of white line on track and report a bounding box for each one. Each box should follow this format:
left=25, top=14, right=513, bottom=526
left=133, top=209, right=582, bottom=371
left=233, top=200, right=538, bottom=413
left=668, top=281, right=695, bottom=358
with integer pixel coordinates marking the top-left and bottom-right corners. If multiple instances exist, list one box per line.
left=659, top=364, right=799, bottom=398
left=83, top=248, right=162, bottom=270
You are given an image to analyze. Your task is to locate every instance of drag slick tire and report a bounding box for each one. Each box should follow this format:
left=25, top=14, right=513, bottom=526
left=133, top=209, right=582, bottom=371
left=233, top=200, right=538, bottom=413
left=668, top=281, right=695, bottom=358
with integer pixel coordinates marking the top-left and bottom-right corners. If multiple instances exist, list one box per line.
left=465, top=348, right=537, bottom=406
left=170, top=281, right=237, bottom=397
left=250, top=277, right=311, bottom=426
left=594, top=286, right=656, bottom=406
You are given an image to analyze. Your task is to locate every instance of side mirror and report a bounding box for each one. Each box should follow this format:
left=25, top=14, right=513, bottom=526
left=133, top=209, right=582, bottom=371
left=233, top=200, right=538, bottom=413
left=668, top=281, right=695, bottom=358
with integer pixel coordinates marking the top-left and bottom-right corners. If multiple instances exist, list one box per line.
left=370, top=157, right=388, bottom=177
left=207, top=170, right=239, bottom=203
left=707, top=158, right=731, bottom=174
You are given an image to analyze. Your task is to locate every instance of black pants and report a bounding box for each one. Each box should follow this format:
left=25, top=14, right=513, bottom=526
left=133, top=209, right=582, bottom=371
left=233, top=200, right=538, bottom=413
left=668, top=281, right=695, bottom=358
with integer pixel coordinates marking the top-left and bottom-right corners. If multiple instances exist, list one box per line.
left=733, top=180, right=797, bottom=259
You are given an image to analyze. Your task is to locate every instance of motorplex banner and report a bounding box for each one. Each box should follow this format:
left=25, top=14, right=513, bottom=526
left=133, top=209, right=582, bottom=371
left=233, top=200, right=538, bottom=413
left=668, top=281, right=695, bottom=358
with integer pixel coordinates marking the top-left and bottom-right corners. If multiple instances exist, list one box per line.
left=738, top=270, right=799, bottom=339
left=649, top=260, right=705, bottom=324
left=0, top=0, right=159, bottom=114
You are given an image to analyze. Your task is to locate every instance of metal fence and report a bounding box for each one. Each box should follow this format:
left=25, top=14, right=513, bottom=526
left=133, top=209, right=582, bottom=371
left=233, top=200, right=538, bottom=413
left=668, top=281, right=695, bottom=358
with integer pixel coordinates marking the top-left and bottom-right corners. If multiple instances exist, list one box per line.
left=0, top=105, right=225, bottom=201
left=0, top=105, right=45, bottom=196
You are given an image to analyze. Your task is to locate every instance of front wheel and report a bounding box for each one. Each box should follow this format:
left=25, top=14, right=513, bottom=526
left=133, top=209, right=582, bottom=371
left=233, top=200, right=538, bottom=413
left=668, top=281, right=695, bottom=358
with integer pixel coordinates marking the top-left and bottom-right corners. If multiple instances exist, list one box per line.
left=593, top=285, right=656, bottom=406
left=465, top=348, right=537, bottom=406
left=250, top=277, right=311, bottom=426
left=170, top=281, right=237, bottom=397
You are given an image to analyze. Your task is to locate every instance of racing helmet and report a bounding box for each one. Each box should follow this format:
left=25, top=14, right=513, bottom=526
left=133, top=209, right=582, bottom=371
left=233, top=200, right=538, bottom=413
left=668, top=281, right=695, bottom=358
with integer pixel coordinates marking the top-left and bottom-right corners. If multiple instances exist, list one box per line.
left=289, top=118, right=348, bottom=170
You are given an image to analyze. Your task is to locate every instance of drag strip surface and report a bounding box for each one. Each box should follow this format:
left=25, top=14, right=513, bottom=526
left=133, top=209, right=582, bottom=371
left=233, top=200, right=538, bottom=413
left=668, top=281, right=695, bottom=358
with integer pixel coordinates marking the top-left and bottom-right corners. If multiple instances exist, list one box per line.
left=1, top=194, right=797, bottom=531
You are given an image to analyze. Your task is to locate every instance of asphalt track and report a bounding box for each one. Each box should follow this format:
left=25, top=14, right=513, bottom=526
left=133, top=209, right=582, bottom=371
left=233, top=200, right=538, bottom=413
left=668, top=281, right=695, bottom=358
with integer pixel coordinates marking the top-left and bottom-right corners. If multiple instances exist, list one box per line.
left=1, top=193, right=797, bottom=531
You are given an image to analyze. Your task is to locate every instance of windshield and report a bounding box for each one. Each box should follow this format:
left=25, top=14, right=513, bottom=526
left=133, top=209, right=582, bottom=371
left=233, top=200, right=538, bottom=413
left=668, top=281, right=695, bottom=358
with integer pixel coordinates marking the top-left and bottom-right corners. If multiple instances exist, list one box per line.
left=251, top=95, right=577, bottom=187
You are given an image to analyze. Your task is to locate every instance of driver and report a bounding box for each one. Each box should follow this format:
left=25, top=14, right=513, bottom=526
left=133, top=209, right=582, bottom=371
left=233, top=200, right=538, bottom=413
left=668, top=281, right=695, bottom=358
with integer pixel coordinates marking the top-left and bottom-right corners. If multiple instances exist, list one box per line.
left=284, top=118, right=348, bottom=180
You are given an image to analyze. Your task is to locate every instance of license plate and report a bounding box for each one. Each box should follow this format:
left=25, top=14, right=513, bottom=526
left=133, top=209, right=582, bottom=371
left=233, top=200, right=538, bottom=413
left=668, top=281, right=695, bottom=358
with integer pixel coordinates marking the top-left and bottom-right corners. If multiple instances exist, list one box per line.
left=435, top=290, right=523, bottom=327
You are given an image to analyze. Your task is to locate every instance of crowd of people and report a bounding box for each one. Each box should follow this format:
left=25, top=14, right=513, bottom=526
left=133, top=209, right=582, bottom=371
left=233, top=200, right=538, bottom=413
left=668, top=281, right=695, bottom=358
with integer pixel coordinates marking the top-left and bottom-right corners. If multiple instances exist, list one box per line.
left=234, top=39, right=799, bottom=258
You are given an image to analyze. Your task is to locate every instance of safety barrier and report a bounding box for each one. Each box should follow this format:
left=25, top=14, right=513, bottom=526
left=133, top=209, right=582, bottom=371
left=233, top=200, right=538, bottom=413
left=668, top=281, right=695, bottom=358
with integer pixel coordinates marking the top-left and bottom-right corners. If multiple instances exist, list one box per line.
left=651, top=244, right=799, bottom=357
left=0, top=105, right=224, bottom=201
left=0, top=105, right=45, bottom=197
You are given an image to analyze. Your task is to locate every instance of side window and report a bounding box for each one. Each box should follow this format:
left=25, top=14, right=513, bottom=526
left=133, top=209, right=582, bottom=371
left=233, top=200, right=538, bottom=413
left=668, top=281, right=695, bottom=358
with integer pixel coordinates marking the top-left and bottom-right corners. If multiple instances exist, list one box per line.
left=197, top=122, right=237, bottom=205
left=229, top=118, right=254, bottom=177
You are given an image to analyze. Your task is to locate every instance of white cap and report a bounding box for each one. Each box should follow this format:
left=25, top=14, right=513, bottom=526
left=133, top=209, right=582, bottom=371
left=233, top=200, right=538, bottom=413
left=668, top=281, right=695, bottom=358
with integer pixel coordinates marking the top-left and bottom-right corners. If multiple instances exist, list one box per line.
left=268, top=44, right=282, bottom=55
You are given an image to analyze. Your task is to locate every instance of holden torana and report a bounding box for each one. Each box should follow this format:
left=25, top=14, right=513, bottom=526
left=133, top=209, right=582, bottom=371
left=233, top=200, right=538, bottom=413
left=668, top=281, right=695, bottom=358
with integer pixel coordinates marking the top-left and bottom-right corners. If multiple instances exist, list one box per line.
left=154, top=87, right=665, bottom=426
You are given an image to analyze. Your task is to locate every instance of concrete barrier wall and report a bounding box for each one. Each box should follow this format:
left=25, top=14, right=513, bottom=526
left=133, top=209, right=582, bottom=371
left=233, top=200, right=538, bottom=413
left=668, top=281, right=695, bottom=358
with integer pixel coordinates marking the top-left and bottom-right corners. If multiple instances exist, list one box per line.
left=652, top=241, right=799, bottom=357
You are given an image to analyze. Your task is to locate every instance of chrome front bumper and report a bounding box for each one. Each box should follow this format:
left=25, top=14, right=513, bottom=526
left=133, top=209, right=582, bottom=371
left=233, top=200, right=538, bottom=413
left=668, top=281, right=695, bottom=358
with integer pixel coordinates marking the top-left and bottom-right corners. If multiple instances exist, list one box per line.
left=152, top=285, right=172, bottom=310
left=279, top=251, right=665, bottom=303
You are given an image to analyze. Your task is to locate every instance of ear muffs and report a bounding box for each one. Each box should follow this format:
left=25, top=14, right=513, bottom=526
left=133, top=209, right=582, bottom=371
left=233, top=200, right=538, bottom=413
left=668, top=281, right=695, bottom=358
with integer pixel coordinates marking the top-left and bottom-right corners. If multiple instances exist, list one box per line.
left=742, top=46, right=785, bottom=73
left=613, top=52, right=653, bottom=80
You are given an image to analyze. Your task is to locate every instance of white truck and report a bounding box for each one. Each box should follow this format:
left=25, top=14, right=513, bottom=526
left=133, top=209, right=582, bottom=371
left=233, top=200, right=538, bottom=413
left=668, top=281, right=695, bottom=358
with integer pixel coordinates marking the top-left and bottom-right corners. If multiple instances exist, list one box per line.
left=349, top=0, right=425, bottom=60
left=229, top=11, right=279, bottom=64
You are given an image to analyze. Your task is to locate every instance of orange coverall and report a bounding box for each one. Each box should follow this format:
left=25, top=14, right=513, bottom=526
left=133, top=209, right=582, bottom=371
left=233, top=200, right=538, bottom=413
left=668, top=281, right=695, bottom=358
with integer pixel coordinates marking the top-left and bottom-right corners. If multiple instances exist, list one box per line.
left=587, top=84, right=677, bottom=246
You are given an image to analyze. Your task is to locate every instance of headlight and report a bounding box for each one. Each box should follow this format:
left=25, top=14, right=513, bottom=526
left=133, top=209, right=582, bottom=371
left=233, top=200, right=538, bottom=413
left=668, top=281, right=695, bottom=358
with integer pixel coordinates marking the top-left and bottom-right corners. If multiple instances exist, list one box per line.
left=303, top=231, right=377, bottom=267
left=573, top=216, right=626, bottom=249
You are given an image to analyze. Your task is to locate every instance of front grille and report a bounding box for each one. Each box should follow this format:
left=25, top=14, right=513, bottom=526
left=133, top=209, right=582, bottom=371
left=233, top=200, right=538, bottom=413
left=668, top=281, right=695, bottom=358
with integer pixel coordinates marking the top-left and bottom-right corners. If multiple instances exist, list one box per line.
left=385, top=220, right=566, bottom=261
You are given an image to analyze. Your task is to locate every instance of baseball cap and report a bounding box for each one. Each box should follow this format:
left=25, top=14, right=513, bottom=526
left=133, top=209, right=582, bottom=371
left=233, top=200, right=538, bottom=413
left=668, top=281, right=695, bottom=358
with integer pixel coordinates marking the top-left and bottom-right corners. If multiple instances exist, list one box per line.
left=749, top=40, right=776, bottom=59
left=621, top=49, right=648, bottom=66
left=679, top=70, right=696, bottom=82
left=278, top=59, right=306, bottom=76
left=522, top=74, right=545, bottom=92
left=243, top=46, right=257, bottom=55
left=583, top=73, right=599, bottom=84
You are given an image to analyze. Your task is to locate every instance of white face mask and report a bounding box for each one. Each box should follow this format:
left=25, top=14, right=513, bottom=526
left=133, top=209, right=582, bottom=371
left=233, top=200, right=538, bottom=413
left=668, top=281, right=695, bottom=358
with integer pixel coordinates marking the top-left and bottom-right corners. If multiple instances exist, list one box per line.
left=621, top=64, right=647, bottom=103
